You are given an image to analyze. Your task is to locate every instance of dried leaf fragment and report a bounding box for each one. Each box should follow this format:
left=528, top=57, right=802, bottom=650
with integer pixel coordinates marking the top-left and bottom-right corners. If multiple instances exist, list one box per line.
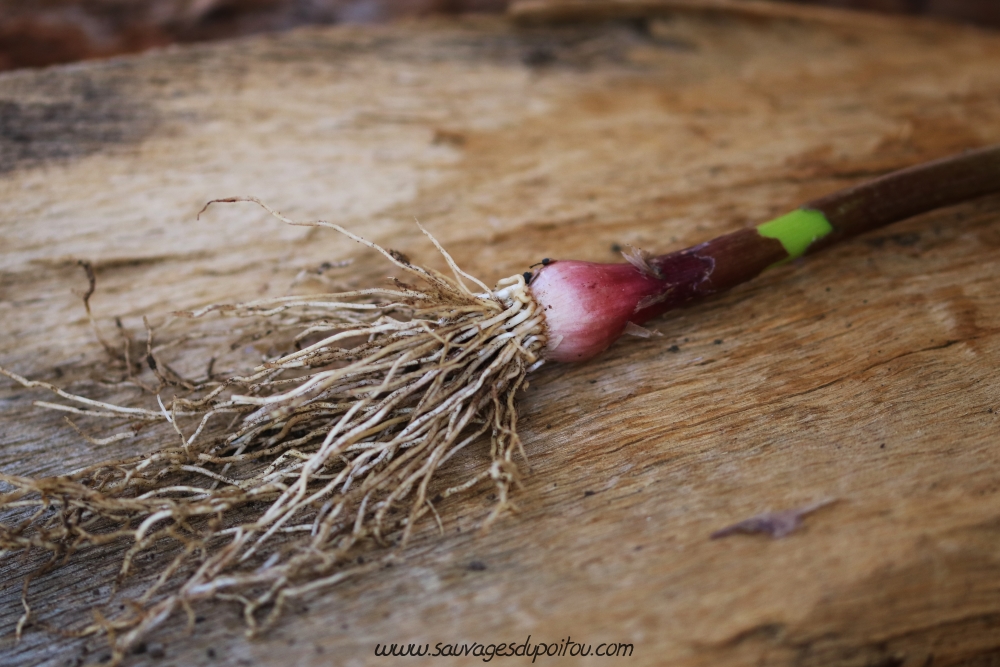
left=711, top=499, right=837, bottom=540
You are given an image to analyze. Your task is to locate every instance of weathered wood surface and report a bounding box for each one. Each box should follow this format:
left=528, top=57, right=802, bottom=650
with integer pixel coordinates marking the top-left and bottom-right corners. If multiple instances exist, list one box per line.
left=2, top=6, right=1000, bottom=666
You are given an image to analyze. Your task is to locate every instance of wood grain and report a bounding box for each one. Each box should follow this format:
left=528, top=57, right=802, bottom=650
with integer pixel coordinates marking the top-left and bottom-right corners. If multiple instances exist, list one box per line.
left=1, top=7, right=1000, bottom=666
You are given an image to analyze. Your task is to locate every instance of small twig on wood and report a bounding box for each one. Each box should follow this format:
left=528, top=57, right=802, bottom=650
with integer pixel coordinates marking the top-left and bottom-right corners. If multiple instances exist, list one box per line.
left=508, top=0, right=956, bottom=31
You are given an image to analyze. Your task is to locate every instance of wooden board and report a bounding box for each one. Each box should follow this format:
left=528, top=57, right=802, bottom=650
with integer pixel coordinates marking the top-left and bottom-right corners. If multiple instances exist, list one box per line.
left=2, top=6, right=1000, bottom=666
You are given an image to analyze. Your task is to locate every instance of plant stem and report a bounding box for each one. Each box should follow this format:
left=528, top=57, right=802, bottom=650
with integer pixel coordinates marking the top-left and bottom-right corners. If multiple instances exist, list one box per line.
left=636, top=144, right=1000, bottom=324
left=530, top=145, right=1000, bottom=361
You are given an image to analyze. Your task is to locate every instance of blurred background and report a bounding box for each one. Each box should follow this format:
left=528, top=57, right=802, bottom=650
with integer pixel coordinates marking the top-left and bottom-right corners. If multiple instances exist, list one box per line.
left=1, top=0, right=998, bottom=72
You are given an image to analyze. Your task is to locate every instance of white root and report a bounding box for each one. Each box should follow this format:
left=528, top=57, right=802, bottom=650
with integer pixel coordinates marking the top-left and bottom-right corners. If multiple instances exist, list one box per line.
left=0, top=199, right=548, bottom=663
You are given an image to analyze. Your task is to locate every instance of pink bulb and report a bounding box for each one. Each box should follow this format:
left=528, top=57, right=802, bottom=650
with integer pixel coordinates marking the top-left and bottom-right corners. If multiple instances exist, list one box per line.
left=529, top=260, right=663, bottom=362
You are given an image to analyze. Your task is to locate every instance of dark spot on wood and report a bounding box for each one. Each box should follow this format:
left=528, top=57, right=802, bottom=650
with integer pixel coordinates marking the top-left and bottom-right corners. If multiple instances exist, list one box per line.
left=869, top=657, right=905, bottom=667
left=467, top=560, right=487, bottom=571
left=668, top=345, right=680, bottom=353
left=714, top=339, right=723, bottom=345
left=207, top=648, right=217, bottom=659
left=624, top=17, right=651, bottom=36
left=432, top=128, right=466, bottom=146
left=0, top=71, right=158, bottom=174
left=584, top=490, right=595, bottom=497
left=866, top=232, right=922, bottom=249
left=522, top=47, right=556, bottom=67
left=611, top=243, right=623, bottom=253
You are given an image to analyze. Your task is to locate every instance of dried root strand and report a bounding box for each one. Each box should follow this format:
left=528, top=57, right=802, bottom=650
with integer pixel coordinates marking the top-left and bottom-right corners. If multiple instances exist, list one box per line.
left=0, top=199, right=548, bottom=660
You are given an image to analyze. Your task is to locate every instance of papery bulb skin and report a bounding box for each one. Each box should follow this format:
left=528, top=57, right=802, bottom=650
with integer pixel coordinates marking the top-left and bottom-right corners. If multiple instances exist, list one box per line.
left=528, top=260, right=664, bottom=362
